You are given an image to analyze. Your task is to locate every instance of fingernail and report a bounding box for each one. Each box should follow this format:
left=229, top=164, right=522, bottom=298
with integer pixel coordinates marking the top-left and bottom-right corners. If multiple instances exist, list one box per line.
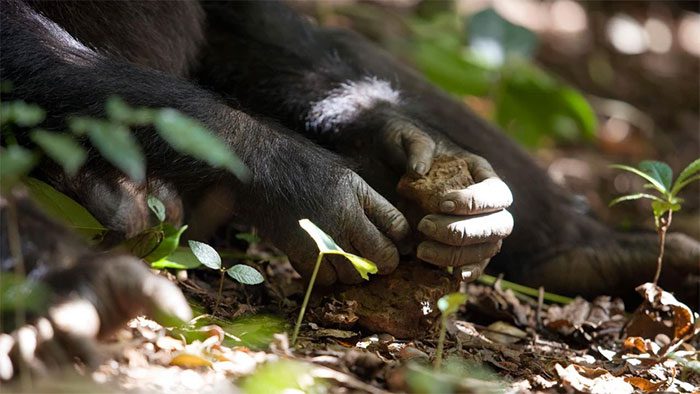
left=418, top=219, right=436, bottom=235
left=418, top=245, right=436, bottom=261
left=414, top=162, right=426, bottom=175
left=440, top=200, right=456, bottom=213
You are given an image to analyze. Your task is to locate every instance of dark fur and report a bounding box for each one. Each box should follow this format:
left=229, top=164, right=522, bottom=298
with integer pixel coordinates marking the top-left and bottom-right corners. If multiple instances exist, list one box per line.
left=1, top=0, right=697, bottom=303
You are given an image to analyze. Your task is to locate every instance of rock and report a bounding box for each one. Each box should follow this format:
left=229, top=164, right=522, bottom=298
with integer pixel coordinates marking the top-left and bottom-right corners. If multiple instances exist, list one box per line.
left=397, top=155, right=474, bottom=213
left=338, top=262, right=459, bottom=338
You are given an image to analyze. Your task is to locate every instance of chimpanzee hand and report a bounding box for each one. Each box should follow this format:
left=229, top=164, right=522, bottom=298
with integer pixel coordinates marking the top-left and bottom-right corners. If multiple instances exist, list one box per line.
left=353, top=111, right=514, bottom=281
left=268, top=168, right=411, bottom=286
left=0, top=255, right=191, bottom=379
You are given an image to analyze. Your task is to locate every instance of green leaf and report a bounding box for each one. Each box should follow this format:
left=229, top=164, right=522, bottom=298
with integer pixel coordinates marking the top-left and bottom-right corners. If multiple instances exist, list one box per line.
left=494, top=64, right=597, bottom=147
left=1, top=101, right=45, bottom=127
left=147, top=195, right=166, bottom=222
left=154, top=109, right=250, bottom=181
left=227, top=264, right=264, bottom=285
left=672, top=174, right=700, bottom=196
left=145, top=224, right=188, bottom=263
left=23, top=177, right=106, bottom=240
left=298, top=219, right=338, bottom=254
left=0, top=275, right=50, bottom=314
left=235, top=232, right=261, bottom=245
left=437, top=292, right=468, bottom=316
left=610, top=164, right=667, bottom=194
left=326, top=251, right=379, bottom=280
left=150, top=246, right=202, bottom=270
left=188, top=240, right=221, bottom=270
left=0, top=145, right=37, bottom=189
left=123, top=228, right=163, bottom=258
left=609, top=193, right=663, bottom=207
left=467, top=8, right=538, bottom=67
left=77, top=117, right=145, bottom=182
left=30, top=130, right=87, bottom=177
left=105, top=96, right=133, bottom=124
left=651, top=200, right=679, bottom=222
left=639, top=161, right=673, bottom=192
left=672, top=158, right=700, bottom=195
left=298, top=219, right=378, bottom=280
left=410, top=38, right=495, bottom=96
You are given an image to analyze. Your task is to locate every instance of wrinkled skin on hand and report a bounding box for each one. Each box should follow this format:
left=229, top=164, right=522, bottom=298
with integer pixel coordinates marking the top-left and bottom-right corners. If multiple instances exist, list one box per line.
left=272, top=169, right=411, bottom=286
left=346, top=108, right=514, bottom=281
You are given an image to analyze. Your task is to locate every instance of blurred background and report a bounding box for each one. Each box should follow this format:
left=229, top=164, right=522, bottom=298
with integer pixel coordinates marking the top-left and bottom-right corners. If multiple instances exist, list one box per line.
left=293, top=0, right=700, bottom=238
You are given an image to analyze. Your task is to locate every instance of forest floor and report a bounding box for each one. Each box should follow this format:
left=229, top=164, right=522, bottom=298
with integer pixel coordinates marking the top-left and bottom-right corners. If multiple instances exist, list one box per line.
left=13, top=245, right=700, bottom=393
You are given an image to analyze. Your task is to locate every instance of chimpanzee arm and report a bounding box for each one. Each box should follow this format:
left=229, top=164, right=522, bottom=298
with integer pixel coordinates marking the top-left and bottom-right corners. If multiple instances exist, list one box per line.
left=1, top=0, right=410, bottom=285
left=198, top=1, right=513, bottom=273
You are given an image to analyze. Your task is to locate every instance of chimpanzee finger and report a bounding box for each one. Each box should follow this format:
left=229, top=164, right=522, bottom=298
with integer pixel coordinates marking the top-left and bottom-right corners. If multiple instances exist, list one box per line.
left=400, top=124, right=436, bottom=176
left=417, top=210, right=513, bottom=246
left=438, top=178, right=513, bottom=215
left=97, top=257, right=192, bottom=331
left=417, top=240, right=503, bottom=267
left=460, top=153, right=498, bottom=182
left=358, top=182, right=411, bottom=250
left=288, top=247, right=338, bottom=287
left=381, top=118, right=435, bottom=176
left=0, top=334, right=14, bottom=380
left=460, top=259, right=491, bottom=282
left=351, top=215, right=400, bottom=275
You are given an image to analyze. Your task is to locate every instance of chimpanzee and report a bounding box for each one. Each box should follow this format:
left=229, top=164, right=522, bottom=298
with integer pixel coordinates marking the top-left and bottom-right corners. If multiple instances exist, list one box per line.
left=1, top=0, right=698, bottom=377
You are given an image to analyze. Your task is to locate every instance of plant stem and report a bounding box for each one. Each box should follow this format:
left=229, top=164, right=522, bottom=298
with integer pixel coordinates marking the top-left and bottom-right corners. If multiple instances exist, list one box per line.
left=652, top=210, right=672, bottom=286
left=291, top=253, right=324, bottom=346
left=476, top=274, right=574, bottom=304
left=213, top=269, right=225, bottom=316
left=434, top=315, right=447, bottom=370
left=6, top=195, right=30, bottom=389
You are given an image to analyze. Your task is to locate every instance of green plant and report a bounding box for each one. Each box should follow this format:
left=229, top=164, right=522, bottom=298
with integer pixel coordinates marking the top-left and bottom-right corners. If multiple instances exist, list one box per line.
left=434, top=292, right=468, bottom=370
left=188, top=239, right=264, bottom=314
left=610, top=159, right=700, bottom=285
left=402, top=8, right=596, bottom=147
left=291, top=219, right=378, bottom=346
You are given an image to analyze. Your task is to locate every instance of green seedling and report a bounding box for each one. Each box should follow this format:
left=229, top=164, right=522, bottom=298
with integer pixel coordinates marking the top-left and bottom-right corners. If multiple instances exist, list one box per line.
left=188, top=240, right=264, bottom=314
left=435, top=292, right=468, bottom=370
left=610, top=159, right=700, bottom=285
left=291, top=219, right=378, bottom=346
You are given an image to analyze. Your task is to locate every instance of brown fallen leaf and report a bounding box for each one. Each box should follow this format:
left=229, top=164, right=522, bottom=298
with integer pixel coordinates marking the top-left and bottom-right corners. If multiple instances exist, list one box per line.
left=625, top=283, right=698, bottom=352
left=555, top=363, right=634, bottom=394
left=170, top=353, right=213, bottom=368
left=624, top=376, right=664, bottom=392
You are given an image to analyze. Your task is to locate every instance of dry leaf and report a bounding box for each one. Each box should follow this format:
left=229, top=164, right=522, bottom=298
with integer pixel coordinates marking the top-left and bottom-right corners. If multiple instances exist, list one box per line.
left=170, top=353, right=213, bottom=368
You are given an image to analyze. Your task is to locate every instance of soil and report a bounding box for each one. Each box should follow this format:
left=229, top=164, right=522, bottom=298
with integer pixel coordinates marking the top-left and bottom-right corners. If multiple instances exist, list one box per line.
left=397, top=155, right=475, bottom=213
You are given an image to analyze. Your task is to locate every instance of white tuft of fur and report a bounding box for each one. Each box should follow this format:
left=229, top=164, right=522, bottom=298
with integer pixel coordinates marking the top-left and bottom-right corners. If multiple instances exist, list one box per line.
left=307, top=77, right=400, bottom=133
left=27, top=9, right=97, bottom=65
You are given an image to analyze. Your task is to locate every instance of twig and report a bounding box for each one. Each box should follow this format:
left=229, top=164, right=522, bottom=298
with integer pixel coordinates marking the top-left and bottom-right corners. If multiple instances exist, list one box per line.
left=652, top=210, right=672, bottom=286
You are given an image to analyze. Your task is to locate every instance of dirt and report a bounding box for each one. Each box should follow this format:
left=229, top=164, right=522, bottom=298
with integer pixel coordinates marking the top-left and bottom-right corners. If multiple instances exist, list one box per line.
left=330, top=155, right=473, bottom=338
left=337, top=262, right=459, bottom=338
left=397, top=155, right=474, bottom=213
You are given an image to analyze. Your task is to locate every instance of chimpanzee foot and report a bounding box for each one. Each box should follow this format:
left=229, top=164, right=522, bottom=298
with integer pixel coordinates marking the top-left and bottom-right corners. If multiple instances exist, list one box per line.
left=514, top=232, right=700, bottom=305
left=0, top=255, right=191, bottom=380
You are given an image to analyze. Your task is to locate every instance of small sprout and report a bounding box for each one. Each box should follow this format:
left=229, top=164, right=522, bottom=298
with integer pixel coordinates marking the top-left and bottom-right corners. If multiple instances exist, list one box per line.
left=189, top=240, right=222, bottom=270
left=227, top=264, right=264, bottom=285
left=610, top=159, right=700, bottom=285
left=147, top=195, right=167, bottom=223
left=435, top=292, right=468, bottom=370
left=188, top=240, right=263, bottom=315
left=291, top=219, right=379, bottom=346
left=298, top=219, right=378, bottom=279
